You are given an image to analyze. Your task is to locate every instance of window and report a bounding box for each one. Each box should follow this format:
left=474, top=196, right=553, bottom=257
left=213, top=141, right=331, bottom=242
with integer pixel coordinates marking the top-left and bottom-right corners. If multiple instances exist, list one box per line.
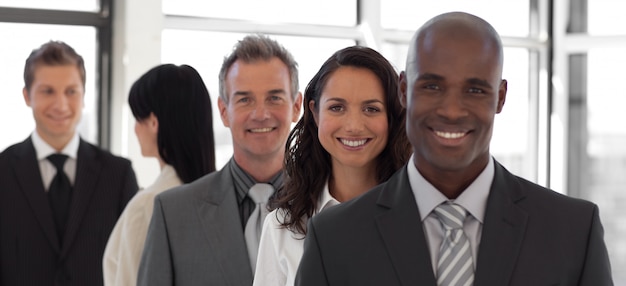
left=163, top=0, right=357, bottom=27
left=588, top=0, right=626, bottom=35
left=0, top=0, right=98, bottom=12
left=380, top=0, right=530, bottom=37
left=585, top=48, right=626, bottom=284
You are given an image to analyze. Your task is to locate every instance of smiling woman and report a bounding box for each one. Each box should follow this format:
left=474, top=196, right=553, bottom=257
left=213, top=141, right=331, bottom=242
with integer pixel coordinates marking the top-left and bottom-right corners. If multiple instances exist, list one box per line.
left=253, top=46, right=411, bottom=286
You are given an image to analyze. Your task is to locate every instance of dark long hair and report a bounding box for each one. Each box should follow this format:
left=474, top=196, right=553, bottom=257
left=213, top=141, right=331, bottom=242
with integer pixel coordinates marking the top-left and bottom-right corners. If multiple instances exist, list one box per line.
left=272, top=46, right=411, bottom=235
left=128, top=64, right=216, bottom=183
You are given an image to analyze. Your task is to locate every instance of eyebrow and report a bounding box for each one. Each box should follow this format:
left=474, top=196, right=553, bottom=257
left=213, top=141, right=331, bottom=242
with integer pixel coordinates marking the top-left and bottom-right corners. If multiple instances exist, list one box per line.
left=416, top=73, right=444, bottom=81
left=417, top=73, right=493, bottom=89
left=268, top=89, right=287, bottom=96
left=466, top=78, right=493, bottom=89
left=233, top=89, right=287, bottom=97
left=324, top=97, right=384, bottom=105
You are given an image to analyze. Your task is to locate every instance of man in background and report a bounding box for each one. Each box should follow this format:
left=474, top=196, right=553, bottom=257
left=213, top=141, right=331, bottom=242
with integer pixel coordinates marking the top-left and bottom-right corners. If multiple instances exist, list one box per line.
left=0, top=41, right=138, bottom=285
left=138, top=34, right=302, bottom=285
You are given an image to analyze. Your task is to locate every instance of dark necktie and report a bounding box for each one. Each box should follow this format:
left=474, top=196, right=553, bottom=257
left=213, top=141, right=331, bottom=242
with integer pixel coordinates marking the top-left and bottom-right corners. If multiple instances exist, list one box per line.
left=47, top=154, right=73, bottom=243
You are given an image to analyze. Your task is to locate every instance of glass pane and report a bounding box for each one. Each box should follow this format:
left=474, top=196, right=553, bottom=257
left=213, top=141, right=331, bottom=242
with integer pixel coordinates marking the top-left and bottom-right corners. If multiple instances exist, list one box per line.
left=381, top=0, right=530, bottom=37
left=491, top=48, right=531, bottom=179
left=0, top=0, right=98, bottom=12
left=163, top=0, right=356, bottom=27
left=0, top=23, right=98, bottom=151
left=381, top=43, right=533, bottom=181
left=587, top=48, right=626, bottom=285
left=588, top=0, right=626, bottom=35
left=162, top=29, right=355, bottom=168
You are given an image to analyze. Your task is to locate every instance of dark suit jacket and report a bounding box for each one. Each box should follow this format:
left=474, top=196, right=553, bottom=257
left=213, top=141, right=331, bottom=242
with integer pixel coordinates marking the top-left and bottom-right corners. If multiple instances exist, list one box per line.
left=0, top=137, right=138, bottom=286
left=138, top=160, right=253, bottom=286
left=296, top=160, right=613, bottom=286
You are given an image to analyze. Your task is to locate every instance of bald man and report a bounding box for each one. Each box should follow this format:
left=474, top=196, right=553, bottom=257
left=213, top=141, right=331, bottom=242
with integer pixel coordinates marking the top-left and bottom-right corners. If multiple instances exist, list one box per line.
left=295, top=12, right=612, bottom=286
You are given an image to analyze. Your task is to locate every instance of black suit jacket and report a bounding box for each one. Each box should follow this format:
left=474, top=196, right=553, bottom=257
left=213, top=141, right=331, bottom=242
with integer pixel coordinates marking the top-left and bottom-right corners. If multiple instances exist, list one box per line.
left=0, top=137, right=138, bottom=286
left=296, top=160, right=613, bottom=286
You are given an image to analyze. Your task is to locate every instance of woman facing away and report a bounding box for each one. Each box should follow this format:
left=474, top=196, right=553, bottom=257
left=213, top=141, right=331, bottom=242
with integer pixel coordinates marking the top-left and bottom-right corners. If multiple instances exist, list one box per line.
left=102, top=64, right=216, bottom=286
left=253, top=46, right=412, bottom=286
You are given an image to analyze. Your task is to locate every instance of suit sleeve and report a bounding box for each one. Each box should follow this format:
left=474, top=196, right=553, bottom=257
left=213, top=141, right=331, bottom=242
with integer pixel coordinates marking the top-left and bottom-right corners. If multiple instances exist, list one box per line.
left=137, top=196, right=174, bottom=286
left=295, top=219, right=330, bottom=286
left=119, top=160, right=138, bottom=211
left=579, top=205, right=614, bottom=286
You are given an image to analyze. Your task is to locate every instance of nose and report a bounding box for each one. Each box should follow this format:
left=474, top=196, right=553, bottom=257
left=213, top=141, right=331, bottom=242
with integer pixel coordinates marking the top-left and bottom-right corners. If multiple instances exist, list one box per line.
left=250, top=102, right=270, bottom=120
left=52, top=93, right=70, bottom=112
left=436, top=91, right=469, bottom=120
left=344, top=110, right=364, bottom=133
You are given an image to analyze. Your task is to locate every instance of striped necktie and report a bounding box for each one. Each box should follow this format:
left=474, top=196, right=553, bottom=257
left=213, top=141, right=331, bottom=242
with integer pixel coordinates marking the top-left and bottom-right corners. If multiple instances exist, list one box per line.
left=434, top=202, right=474, bottom=286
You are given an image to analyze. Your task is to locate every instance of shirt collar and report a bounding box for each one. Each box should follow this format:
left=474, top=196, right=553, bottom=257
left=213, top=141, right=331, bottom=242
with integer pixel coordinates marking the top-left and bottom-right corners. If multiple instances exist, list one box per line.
left=315, top=180, right=340, bottom=214
left=32, top=131, right=80, bottom=161
left=407, top=155, right=494, bottom=223
left=229, top=157, right=283, bottom=203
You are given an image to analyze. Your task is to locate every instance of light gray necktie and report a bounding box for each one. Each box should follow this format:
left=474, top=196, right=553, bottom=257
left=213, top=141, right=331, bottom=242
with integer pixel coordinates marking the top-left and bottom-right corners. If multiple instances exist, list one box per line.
left=244, top=183, right=274, bottom=272
left=434, top=202, right=474, bottom=286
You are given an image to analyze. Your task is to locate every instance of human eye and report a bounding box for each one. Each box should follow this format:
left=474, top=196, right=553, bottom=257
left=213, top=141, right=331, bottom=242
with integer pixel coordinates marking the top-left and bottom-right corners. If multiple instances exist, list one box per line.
left=363, top=106, right=381, bottom=113
left=424, top=83, right=441, bottom=90
left=269, top=95, right=284, bottom=104
left=328, top=105, right=344, bottom=112
left=40, top=88, right=54, bottom=95
left=236, top=96, right=250, bottom=104
left=467, top=87, right=485, bottom=94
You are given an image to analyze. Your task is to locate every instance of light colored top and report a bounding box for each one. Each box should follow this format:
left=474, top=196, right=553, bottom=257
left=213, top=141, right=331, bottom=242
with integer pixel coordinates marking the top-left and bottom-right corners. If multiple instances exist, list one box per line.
left=253, top=181, right=340, bottom=286
left=31, top=131, right=79, bottom=190
left=103, top=165, right=182, bottom=286
left=407, top=154, right=494, bottom=275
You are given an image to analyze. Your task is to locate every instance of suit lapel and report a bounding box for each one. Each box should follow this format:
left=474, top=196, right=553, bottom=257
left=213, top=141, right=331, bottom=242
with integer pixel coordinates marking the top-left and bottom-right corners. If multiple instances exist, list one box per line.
left=60, top=140, right=101, bottom=258
left=375, top=167, right=437, bottom=286
left=14, top=138, right=61, bottom=252
left=195, top=162, right=253, bottom=285
left=474, top=162, right=528, bottom=286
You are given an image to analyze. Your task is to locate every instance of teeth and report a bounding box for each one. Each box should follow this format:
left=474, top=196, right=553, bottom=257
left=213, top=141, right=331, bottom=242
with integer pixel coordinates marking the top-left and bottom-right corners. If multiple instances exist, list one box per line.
left=435, top=131, right=465, bottom=139
left=340, top=139, right=367, bottom=147
left=250, top=128, right=273, bottom=133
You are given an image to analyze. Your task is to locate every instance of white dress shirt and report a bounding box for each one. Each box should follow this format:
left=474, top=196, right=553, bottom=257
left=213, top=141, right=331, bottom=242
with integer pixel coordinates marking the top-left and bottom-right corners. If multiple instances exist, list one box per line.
left=32, top=131, right=79, bottom=190
left=103, top=165, right=182, bottom=286
left=253, top=181, right=340, bottom=286
left=407, top=155, right=494, bottom=276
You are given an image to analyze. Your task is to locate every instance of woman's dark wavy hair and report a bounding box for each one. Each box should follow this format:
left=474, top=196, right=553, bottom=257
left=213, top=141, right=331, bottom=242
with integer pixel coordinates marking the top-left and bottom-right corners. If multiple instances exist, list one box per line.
left=271, top=46, right=412, bottom=235
left=128, top=64, right=216, bottom=183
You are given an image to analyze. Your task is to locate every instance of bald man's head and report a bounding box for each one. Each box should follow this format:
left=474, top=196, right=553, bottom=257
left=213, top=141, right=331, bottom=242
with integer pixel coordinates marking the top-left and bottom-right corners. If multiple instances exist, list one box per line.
left=399, top=12, right=507, bottom=185
left=406, top=12, right=504, bottom=76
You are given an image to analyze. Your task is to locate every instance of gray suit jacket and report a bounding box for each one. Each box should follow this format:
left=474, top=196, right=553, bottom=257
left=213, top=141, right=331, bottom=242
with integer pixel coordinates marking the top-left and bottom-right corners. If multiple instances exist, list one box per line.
left=138, top=160, right=253, bottom=286
left=296, top=160, right=613, bottom=286
left=0, top=137, right=138, bottom=286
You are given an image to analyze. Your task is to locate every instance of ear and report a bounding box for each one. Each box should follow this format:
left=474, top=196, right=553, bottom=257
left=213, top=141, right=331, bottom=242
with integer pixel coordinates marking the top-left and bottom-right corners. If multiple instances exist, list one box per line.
left=148, top=112, right=159, bottom=133
left=23, top=87, right=32, bottom=107
left=292, top=92, right=303, bottom=122
left=309, top=100, right=319, bottom=126
left=217, top=97, right=230, bottom=127
left=399, top=71, right=408, bottom=108
left=496, top=79, right=507, bottom=113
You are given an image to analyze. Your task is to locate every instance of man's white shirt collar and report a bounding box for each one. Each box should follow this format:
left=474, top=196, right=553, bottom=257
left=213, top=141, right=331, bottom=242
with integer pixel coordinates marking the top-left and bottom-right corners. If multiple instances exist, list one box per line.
left=407, top=155, right=494, bottom=223
left=32, top=131, right=80, bottom=160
